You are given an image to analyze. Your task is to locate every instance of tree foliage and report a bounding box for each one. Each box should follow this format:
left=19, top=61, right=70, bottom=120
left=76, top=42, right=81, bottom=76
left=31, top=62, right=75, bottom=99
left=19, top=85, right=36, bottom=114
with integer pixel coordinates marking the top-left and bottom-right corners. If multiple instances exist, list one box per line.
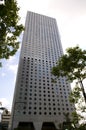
left=69, top=83, right=86, bottom=124
left=69, top=83, right=82, bottom=104
left=52, top=46, right=86, bottom=81
left=59, top=111, right=86, bottom=130
left=0, top=0, right=24, bottom=62
left=51, top=46, right=86, bottom=103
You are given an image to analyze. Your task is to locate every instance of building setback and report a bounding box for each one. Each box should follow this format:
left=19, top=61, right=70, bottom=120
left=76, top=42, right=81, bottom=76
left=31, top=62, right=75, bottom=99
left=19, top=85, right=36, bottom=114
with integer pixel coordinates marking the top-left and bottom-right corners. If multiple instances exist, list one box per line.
left=10, top=11, right=74, bottom=130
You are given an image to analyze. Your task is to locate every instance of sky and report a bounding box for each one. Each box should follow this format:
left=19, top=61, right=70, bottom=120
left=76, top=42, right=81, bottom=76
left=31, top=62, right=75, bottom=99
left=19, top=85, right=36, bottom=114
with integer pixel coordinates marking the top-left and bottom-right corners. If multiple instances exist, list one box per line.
left=0, top=0, right=86, bottom=111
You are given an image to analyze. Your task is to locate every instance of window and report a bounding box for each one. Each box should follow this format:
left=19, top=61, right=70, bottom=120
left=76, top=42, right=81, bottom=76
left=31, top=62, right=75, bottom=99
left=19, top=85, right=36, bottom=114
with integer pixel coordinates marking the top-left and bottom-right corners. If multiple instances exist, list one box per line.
left=34, top=107, right=37, bottom=110
left=53, top=108, right=56, bottom=110
left=58, top=108, right=60, bottom=110
left=58, top=112, right=61, bottom=115
left=54, top=112, right=56, bottom=115
left=28, top=112, right=31, bottom=115
left=29, top=107, right=31, bottom=109
left=49, top=112, right=51, bottom=115
left=44, top=112, right=47, bottom=115
left=39, top=112, right=42, bottom=115
left=34, top=112, right=37, bottom=115
left=23, top=111, right=26, bottom=114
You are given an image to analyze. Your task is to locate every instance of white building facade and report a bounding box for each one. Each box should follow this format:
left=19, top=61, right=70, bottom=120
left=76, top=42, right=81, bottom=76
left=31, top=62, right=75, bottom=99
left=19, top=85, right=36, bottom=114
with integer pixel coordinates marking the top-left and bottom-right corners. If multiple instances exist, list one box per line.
left=10, top=11, right=74, bottom=130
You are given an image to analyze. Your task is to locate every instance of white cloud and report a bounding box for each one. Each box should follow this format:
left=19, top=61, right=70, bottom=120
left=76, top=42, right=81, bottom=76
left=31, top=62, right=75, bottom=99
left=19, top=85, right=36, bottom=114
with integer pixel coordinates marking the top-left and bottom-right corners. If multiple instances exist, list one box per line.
left=0, top=98, right=11, bottom=110
left=5, top=55, right=19, bottom=74
left=59, top=15, right=86, bottom=52
left=49, top=0, right=86, bottom=14
left=6, top=62, right=18, bottom=84
left=8, top=55, right=17, bottom=63
left=1, top=72, right=6, bottom=77
left=8, top=64, right=18, bottom=74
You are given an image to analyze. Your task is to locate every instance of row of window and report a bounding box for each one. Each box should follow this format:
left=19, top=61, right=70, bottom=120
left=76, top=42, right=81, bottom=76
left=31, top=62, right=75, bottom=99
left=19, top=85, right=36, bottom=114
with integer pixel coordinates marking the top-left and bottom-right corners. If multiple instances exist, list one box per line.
left=17, top=111, right=71, bottom=116
left=23, top=54, right=59, bottom=61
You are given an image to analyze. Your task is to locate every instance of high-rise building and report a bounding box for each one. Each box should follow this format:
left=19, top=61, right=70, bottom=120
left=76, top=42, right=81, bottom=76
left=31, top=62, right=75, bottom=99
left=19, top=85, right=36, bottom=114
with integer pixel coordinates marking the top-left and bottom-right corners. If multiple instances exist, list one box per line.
left=10, top=11, right=74, bottom=130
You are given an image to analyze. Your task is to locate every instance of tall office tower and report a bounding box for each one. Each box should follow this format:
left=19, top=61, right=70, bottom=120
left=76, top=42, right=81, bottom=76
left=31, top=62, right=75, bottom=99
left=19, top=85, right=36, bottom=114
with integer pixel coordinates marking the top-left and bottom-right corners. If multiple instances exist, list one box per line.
left=11, top=11, right=74, bottom=130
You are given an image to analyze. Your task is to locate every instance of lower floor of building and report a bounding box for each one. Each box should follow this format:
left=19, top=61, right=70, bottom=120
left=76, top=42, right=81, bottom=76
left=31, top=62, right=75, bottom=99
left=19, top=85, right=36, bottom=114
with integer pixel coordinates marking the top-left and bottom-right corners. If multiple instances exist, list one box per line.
left=13, top=122, right=59, bottom=130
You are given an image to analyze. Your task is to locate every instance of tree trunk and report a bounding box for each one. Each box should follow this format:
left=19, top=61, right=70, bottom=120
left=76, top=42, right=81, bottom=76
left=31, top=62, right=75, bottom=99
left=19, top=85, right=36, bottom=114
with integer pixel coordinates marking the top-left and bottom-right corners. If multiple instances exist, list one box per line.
left=79, top=80, right=86, bottom=104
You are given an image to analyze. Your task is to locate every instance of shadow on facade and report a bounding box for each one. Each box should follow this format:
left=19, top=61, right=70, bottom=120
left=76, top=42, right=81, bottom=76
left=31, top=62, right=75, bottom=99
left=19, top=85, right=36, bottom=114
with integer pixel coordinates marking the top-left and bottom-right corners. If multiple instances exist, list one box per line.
left=14, top=122, right=57, bottom=130
left=42, top=122, right=57, bottom=130
left=14, top=122, right=35, bottom=130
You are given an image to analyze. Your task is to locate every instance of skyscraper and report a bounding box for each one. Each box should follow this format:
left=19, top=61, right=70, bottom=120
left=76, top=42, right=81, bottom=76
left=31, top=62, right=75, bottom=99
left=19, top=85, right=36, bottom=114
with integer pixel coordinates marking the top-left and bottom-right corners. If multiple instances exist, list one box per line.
left=10, top=11, right=74, bottom=130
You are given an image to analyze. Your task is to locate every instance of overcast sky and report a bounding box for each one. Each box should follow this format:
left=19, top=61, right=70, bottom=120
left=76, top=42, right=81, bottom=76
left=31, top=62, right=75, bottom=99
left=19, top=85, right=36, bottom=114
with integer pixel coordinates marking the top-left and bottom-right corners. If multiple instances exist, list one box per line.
left=0, top=0, right=86, bottom=110
left=18, top=0, right=86, bottom=50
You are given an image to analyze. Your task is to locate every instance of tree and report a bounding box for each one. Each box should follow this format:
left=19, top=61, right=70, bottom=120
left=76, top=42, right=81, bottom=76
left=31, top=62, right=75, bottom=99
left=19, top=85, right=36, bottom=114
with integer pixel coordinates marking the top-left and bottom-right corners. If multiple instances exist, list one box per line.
left=0, top=0, right=24, bottom=66
left=61, top=111, right=86, bottom=130
left=69, top=83, right=86, bottom=125
left=69, top=83, right=82, bottom=104
left=51, top=46, right=86, bottom=103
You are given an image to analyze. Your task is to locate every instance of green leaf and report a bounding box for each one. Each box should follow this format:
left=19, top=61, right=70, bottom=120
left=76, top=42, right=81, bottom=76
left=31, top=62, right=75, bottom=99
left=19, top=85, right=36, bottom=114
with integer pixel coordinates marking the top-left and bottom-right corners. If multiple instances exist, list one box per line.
left=0, top=0, right=24, bottom=65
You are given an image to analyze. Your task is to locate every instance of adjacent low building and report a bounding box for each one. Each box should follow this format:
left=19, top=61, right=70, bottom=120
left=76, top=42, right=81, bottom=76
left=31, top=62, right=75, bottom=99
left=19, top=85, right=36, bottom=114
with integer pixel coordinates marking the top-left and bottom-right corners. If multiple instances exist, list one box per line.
left=1, top=110, right=11, bottom=130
